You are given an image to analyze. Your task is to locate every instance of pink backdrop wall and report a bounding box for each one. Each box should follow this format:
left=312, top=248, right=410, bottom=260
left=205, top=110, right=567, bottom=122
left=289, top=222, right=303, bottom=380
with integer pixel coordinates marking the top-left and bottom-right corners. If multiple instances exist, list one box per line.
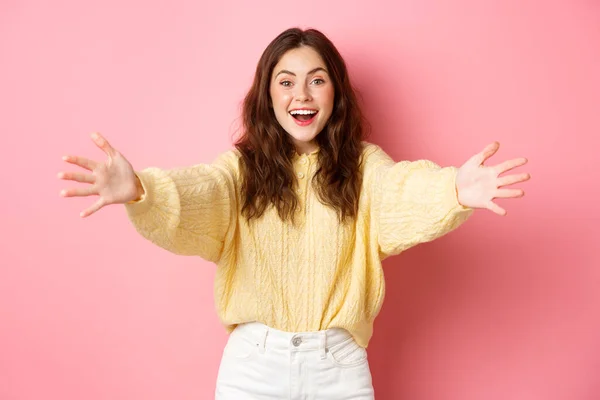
left=1, top=0, right=599, bottom=399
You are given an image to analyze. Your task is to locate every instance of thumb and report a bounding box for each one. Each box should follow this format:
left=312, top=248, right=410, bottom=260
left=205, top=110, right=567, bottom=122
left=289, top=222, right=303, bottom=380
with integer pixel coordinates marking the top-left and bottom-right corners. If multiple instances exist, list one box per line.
left=466, top=142, right=499, bottom=167
left=477, top=142, right=500, bottom=165
left=80, top=197, right=106, bottom=218
left=91, top=132, right=117, bottom=158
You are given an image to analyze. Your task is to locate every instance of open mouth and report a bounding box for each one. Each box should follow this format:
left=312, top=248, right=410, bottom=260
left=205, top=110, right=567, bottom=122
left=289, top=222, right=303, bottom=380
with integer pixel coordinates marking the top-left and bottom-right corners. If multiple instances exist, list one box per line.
left=289, top=109, right=318, bottom=122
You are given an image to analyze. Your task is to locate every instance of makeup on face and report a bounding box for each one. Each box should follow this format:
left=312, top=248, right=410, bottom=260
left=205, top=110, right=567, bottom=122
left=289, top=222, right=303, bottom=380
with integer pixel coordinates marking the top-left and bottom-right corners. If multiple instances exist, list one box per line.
left=270, top=46, right=335, bottom=154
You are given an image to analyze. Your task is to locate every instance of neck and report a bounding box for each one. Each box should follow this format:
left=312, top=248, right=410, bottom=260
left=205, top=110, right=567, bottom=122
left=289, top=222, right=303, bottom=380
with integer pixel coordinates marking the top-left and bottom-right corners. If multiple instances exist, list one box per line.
left=293, top=141, right=318, bottom=156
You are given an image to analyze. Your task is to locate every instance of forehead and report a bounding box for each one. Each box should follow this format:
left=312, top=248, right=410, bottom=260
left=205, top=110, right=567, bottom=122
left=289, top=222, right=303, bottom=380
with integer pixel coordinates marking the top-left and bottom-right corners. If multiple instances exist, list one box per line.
left=273, top=46, right=328, bottom=75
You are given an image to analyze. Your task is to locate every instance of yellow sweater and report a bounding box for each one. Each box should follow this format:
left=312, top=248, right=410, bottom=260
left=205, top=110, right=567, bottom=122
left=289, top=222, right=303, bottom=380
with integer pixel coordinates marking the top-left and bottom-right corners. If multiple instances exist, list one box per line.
left=125, top=143, right=472, bottom=347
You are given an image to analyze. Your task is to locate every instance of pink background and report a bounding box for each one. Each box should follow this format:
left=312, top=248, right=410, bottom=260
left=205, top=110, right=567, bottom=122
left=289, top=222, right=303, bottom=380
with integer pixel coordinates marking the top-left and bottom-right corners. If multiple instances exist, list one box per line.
left=2, top=0, right=599, bottom=399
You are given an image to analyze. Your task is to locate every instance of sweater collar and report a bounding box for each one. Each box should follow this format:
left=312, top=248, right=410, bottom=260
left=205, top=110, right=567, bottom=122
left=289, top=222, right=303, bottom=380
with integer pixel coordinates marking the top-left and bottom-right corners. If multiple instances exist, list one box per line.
left=292, top=147, right=320, bottom=159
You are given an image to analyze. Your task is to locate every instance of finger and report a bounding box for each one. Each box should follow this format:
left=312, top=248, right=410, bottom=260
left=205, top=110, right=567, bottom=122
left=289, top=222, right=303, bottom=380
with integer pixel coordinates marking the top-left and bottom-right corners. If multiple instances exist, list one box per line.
left=91, top=132, right=116, bottom=157
left=487, top=200, right=507, bottom=216
left=498, top=173, right=531, bottom=187
left=80, top=198, right=105, bottom=218
left=494, top=157, right=528, bottom=175
left=57, top=171, right=96, bottom=184
left=59, top=186, right=97, bottom=197
left=473, top=141, right=500, bottom=165
left=62, top=155, right=98, bottom=171
left=495, top=188, right=525, bottom=199
left=466, top=142, right=499, bottom=167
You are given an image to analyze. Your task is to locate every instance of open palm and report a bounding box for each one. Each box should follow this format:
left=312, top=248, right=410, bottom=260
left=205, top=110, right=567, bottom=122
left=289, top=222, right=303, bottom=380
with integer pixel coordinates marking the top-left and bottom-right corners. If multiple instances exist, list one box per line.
left=58, top=132, right=142, bottom=217
left=456, top=142, right=530, bottom=216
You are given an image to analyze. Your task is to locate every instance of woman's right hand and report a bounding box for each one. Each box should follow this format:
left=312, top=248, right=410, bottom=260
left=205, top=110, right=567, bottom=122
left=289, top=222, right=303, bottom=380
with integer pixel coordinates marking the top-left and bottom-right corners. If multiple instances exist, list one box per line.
left=58, top=132, right=144, bottom=218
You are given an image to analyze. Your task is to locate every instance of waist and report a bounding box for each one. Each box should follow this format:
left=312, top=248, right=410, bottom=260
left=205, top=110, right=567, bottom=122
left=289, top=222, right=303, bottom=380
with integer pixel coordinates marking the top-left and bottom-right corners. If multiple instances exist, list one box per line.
left=233, top=322, right=353, bottom=352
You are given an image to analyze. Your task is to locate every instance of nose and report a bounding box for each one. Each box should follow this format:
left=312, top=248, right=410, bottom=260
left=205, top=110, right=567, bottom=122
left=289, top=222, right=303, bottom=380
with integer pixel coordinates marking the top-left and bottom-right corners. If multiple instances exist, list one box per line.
left=294, top=84, right=312, bottom=102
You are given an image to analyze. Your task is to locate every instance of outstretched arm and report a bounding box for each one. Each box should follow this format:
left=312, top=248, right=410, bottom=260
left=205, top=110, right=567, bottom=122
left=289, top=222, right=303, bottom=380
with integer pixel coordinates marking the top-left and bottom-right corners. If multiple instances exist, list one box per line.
left=59, top=132, right=238, bottom=262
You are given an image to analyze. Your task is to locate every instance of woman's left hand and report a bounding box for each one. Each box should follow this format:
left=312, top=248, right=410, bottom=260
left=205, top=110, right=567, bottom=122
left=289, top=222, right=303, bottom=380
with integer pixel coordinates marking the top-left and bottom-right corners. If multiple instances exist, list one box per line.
left=456, top=142, right=530, bottom=215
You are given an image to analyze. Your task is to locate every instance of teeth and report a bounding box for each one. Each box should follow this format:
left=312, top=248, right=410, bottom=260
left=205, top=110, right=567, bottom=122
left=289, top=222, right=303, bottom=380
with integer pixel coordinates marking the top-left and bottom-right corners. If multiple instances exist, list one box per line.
left=290, top=110, right=317, bottom=115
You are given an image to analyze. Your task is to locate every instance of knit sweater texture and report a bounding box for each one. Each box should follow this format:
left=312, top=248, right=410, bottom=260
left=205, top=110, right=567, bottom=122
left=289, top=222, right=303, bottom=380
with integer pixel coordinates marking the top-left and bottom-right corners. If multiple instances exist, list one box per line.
left=125, top=143, right=473, bottom=347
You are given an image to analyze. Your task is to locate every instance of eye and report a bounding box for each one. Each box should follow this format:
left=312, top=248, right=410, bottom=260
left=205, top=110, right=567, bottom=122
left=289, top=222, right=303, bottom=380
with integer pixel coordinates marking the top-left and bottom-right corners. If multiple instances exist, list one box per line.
left=312, top=78, right=325, bottom=85
left=280, top=80, right=293, bottom=87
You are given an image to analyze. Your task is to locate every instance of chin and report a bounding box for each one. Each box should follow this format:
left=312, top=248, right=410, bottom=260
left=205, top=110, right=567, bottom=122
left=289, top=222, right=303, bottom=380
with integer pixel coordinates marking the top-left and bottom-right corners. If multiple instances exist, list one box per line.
left=284, top=127, right=316, bottom=141
left=290, top=134, right=319, bottom=145
left=292, top=133, right=318, bottom=141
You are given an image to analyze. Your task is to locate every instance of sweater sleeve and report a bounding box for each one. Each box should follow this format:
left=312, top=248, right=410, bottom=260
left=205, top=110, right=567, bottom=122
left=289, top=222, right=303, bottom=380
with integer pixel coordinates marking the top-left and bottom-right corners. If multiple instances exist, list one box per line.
left=365, top=145, right=473, bottom=259
left=124, top=150, right=239, bottom=263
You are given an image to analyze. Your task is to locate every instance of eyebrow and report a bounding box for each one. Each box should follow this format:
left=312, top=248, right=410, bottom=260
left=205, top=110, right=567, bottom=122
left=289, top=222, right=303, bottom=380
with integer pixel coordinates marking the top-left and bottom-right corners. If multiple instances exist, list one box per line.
left=274, top=67, right=328, bottom=78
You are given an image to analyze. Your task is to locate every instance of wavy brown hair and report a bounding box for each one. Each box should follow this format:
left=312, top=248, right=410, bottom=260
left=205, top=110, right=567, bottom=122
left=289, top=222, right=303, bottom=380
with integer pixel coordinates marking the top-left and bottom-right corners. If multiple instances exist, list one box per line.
left=235, top=28, right=368, bottom=223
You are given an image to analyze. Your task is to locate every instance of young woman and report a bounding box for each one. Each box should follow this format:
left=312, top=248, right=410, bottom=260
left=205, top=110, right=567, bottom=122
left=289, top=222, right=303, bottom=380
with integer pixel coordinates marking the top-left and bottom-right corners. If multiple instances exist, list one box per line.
left=58, top=28, right=530, bottom=399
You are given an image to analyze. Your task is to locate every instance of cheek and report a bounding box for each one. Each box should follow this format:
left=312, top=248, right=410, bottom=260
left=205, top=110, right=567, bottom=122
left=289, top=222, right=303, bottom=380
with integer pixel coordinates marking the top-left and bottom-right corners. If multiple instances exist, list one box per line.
left=316, top=87, right=335, bottom=109
left=280, top=92, right=293, bottom=103
left=273, top=93, right=292, bottom=112
left=325, top=87, right=335, bottom=107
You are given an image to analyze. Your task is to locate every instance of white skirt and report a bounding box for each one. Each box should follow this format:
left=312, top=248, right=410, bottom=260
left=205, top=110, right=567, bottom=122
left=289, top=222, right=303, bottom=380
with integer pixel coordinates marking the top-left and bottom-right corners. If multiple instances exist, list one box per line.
left=215, top=322, right=375, bottom=399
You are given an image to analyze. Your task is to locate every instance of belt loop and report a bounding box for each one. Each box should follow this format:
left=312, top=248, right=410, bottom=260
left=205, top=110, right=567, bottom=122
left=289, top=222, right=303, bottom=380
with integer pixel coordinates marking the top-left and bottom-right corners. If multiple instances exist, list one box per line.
left=259, top=326, right=268, bottom=354
left=319, top=331, right=327, bottom=360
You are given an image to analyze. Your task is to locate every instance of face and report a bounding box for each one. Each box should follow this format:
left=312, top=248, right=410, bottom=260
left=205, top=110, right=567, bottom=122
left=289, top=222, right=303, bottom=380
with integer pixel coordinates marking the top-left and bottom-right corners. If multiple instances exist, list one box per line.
left=269, top=46, right=335, bottom=154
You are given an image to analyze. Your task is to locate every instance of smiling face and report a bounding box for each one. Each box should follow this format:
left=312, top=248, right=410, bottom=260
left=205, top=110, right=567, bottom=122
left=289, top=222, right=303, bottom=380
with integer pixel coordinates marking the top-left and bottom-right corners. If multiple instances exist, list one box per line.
left=269, top=46, right=335, bottom=155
